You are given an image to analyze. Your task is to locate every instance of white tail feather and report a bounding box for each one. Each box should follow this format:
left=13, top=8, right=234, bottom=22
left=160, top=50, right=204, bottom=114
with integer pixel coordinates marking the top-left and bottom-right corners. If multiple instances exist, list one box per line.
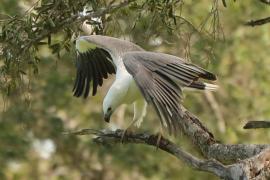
left=184, top=83, right=218, bottom=91
left=204, top=83, right=219, bottom=91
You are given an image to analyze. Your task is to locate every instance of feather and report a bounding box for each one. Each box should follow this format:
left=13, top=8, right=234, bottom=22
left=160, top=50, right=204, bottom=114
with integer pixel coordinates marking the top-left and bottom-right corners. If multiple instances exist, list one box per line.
left=73, top=48, right=116, bottom=98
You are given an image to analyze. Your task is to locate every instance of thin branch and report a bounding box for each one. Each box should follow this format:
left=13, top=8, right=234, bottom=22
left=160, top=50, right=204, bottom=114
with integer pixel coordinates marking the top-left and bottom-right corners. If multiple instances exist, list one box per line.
left=245, top=16, right=270, bottom=27
left=221, top=0, right=236, bottom=7
left=22, top=0, right=135, bottom=53
left=244, top=121, right=270, bottom=129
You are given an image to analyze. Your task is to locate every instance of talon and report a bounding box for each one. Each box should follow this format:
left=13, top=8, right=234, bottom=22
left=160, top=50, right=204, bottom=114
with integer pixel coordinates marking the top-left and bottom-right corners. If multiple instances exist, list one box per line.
left=155, top=132, right=163, bottom=150
left=120, top=128, right=133, bottom=143
left=120, top=130, right=127, bottom=143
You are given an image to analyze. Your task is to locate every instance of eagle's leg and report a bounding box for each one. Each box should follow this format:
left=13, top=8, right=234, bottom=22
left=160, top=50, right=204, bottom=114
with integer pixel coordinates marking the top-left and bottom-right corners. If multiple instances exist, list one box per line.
left=133, top=99, right=147, bottom=128
left=120, top=99, right=147, bottom=143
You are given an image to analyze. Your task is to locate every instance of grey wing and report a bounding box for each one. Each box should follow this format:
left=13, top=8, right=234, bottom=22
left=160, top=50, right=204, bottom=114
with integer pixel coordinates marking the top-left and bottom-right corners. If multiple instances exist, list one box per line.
left=123, top=51, right=217, bottom=135
left=73, top=48, right=116, bottom=98
left=129, top=51, right=217, bottom=87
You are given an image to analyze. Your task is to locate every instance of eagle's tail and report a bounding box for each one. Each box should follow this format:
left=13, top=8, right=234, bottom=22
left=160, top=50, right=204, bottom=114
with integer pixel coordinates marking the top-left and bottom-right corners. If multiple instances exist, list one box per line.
left=188, top=81, right=218, bottom=91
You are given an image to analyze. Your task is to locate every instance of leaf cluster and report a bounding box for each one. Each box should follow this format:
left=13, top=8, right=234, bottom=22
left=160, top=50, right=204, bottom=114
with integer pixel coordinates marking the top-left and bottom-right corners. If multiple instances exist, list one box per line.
left=0, top=0, right=184, bottom=99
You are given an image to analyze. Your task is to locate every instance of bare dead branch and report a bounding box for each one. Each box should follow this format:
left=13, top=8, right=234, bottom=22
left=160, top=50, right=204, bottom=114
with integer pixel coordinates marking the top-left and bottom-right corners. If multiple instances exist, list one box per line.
left=177, top=109, right=270, bottom=163
left=245, top=16, right=270, bottom=27
left=69, top=129, right=270, bottom=179
left=244, top=121, right=270, bottom=129
left=67, top=129, right=232, bottom=179
left=67, top=108, right=270, bottom=164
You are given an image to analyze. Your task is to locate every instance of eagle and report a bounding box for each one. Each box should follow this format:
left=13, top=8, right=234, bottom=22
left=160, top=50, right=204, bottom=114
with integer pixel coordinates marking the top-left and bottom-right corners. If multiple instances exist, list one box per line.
left=73, top=35, right=217, bottom=136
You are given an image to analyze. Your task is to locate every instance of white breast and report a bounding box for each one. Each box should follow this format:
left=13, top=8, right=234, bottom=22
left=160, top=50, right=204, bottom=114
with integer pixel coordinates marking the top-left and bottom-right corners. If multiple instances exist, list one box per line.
left=112, top=56, right=143, bottom=104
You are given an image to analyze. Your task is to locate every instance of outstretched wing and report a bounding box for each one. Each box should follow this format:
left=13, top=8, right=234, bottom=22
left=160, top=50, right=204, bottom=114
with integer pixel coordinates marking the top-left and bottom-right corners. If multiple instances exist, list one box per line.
left=123, top=51, right=217, bottom=135
left=73, top=48, right=116, bottom=98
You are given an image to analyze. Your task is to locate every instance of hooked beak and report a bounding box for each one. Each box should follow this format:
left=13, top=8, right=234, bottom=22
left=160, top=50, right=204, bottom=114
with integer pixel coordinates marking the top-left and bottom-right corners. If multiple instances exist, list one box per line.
left=104, top=112, right=112, bottom=123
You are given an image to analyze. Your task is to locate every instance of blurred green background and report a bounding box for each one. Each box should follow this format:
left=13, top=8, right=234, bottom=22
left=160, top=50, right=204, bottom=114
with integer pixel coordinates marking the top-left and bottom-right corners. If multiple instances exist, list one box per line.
left=1, top=0, right=270, bottom=179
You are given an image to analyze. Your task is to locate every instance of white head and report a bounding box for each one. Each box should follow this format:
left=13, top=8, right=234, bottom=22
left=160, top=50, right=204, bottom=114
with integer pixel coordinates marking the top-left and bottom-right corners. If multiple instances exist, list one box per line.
left=102, top=85, right=125, bottom=123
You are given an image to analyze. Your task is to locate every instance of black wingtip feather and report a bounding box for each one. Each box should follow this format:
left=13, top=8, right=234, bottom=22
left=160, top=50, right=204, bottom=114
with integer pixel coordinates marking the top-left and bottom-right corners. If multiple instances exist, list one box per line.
left=73, top=48, right=116, bottom=98
left=188, top=81, right=206, bottom=90
left=200, top=71, right=217, bottom=81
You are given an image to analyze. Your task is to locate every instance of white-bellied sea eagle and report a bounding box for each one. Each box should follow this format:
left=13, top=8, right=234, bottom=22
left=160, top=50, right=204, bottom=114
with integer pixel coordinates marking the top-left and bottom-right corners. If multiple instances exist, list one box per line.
left=74, top=35, right=218, bottom=135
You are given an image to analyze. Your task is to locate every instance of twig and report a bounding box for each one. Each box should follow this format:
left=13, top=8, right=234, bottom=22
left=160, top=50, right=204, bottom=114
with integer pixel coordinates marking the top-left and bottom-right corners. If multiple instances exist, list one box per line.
left=220, top=0, right=236, bottom=7
left=244, top=121, right=270, bottom=129
left=22, top=0, right=135, bottom=53
left=245, top=16, right=270, bottom=27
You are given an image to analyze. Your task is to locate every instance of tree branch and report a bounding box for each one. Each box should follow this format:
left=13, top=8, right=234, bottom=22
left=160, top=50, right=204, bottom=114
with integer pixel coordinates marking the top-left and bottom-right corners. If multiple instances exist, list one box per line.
left=67, top=129, right=231, bottom=178
left=70, top=107, right=270, bottom=164
left=245, top=16, right=270, bottom=27
left=69, top=129, right=270, bottom=179
left=244, top=121, right=270, bottom=129
left=22, top=0, right=135, bottom=53
left=176, top=109, right=270, bottom=162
